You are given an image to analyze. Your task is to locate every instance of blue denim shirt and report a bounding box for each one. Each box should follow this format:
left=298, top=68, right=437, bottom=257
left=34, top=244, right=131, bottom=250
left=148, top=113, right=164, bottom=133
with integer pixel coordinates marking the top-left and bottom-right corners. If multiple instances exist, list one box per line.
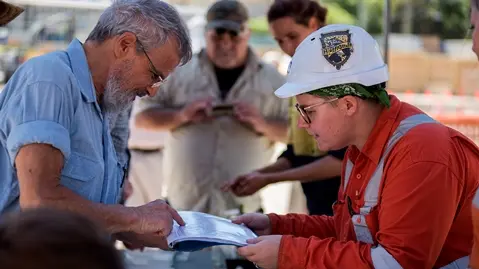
left=0, top=39, right=125, bottom=213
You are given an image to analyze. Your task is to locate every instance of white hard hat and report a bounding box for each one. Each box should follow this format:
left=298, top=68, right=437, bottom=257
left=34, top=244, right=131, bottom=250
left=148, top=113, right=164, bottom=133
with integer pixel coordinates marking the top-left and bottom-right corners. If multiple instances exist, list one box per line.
left=275, top=24, right=389, bottom=98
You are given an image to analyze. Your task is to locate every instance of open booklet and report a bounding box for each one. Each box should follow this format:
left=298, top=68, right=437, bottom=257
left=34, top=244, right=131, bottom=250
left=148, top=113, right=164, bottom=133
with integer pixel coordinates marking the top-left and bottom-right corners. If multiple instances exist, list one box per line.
left=166, top=211, right=257, bottom=252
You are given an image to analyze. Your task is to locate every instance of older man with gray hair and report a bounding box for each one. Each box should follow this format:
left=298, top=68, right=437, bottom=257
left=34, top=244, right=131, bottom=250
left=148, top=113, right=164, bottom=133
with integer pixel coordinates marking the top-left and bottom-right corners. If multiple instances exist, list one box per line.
left=0, top=0, right=191, bottom=249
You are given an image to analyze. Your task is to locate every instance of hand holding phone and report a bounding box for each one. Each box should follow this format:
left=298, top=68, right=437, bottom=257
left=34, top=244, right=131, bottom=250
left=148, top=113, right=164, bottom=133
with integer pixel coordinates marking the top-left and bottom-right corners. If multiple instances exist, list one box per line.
left=211, top=104, right=235, bottom=117
left=179, top=98, right=214, bottom=124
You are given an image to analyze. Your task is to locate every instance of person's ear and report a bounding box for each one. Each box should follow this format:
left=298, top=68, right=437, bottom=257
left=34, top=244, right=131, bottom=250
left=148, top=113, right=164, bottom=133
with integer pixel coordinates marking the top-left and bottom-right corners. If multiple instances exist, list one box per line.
left=113, top=32, right=137, bottom=60
left=340, top=96, right=359, bottom=116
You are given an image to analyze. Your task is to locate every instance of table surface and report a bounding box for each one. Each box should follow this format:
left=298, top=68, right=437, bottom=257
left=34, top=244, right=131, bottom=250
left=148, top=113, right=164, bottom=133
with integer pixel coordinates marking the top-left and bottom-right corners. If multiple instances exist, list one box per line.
left=124, top=249, right=212, bottom=269
left=123, top=246, right=250, bottom=269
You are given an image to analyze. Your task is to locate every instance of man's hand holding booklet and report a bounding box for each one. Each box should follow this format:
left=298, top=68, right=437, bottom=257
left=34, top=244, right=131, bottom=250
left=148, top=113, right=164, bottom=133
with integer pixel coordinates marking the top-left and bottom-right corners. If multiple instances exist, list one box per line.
left=166, top=211, right=258, bottom=252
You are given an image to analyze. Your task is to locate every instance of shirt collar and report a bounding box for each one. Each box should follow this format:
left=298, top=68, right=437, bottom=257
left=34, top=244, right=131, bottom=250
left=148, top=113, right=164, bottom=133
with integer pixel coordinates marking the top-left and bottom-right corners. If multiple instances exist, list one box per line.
left=350, top=95, right=402, bottom=165
left=66, top=39, right=97, bottom=103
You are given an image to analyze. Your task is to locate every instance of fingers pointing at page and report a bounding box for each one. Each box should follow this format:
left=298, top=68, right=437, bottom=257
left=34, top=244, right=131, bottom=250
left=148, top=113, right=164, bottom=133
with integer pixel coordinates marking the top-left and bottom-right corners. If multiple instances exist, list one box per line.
left=167, top=206, right=185, bottom=226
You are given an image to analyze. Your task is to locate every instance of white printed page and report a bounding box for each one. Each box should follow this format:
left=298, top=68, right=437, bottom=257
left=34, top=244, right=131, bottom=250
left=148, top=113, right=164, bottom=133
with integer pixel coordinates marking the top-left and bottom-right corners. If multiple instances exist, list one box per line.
left=167, top=211, right=257, bottom=247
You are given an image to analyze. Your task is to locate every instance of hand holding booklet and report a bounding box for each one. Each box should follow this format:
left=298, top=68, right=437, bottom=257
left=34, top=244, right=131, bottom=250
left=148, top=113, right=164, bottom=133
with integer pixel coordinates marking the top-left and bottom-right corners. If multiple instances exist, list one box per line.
left=166, top=211, right=257, bottom=252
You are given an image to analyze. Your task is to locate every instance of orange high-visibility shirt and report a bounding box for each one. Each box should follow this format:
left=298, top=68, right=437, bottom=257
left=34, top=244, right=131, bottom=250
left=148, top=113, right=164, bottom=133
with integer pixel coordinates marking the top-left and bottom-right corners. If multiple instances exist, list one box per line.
left=268, top=95, right=479, bottom=269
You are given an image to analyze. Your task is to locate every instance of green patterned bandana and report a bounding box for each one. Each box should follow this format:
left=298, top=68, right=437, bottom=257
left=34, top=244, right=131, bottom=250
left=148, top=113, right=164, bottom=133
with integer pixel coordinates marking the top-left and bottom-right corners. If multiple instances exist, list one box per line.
left=308, top=83, right=391, bottom=108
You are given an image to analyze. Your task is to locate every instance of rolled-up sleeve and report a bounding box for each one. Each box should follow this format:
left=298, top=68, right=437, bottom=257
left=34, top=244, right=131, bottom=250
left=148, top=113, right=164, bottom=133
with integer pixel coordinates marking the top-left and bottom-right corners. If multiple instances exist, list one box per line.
left=2, top=82, right=73, bottom=166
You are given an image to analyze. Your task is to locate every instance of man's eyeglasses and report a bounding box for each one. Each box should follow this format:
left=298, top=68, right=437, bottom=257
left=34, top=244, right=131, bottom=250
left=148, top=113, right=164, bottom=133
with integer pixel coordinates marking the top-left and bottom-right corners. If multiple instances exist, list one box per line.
left=136, top=39, right=165, bottom=88
left=295, top=97, right=339, bottom=124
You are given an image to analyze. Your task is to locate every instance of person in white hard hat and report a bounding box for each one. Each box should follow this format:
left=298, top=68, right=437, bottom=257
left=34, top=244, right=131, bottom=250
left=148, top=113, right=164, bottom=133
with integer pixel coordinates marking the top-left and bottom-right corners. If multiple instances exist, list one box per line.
left=233, top=24, right=479, bottom=269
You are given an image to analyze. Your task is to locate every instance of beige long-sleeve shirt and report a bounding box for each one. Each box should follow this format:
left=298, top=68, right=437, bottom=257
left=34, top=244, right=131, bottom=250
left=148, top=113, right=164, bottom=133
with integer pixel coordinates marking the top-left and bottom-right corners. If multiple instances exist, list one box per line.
left=136, top=49, right=288, bottom=216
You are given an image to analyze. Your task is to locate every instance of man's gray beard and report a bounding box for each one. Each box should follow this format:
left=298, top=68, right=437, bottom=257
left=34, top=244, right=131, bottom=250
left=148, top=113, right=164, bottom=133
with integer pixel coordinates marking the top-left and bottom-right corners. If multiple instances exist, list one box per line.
left=102, top=72, right=135, bottom=122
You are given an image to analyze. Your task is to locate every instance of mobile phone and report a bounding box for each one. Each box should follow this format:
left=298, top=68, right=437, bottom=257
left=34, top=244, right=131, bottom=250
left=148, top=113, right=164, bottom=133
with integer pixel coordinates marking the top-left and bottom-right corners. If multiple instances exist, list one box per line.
left=211, top=104, right=235, bottom=117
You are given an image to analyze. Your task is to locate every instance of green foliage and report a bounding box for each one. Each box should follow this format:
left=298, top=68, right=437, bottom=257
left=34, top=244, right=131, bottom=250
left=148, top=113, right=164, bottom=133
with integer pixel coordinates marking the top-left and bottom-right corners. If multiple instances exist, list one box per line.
left=248, top=16, right=270, bottom=34
left=323, top=2, right=357, bottom=25
left=249, top=0, right=470, bottom=39
left=247, top=1, right=357, bottom=34
left=434, top=0, right=470, bottom=39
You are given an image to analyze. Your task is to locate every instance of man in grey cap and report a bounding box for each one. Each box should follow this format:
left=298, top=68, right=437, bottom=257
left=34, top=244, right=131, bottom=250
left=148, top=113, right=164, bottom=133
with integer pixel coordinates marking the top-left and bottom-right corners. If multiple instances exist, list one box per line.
left=0, top=0, right=23, bottom=26
left=203, top=0, right=250, bottom=69
left=135, top=0, right=288, bottom=217
left=206, top=0, right=246, bottom=31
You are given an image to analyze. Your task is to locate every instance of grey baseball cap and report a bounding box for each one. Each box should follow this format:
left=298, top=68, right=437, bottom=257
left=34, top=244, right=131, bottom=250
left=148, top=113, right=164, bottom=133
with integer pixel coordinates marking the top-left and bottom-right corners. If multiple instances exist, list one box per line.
left=0, top=0, right=24, bottom=26
left=206, top=0, right=248, bottom=33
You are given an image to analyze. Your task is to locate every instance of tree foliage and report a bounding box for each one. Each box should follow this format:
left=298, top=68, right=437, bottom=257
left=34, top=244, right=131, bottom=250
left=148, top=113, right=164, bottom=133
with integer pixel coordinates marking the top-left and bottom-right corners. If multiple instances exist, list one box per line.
left=249, top=0, right=470, bottom=39
left=323, top=0, right=470, bottom=39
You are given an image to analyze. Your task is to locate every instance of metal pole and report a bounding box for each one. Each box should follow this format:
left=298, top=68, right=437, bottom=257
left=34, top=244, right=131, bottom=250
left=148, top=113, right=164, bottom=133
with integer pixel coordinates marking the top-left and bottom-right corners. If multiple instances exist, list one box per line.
left=383, top=0, right=391, bottom=64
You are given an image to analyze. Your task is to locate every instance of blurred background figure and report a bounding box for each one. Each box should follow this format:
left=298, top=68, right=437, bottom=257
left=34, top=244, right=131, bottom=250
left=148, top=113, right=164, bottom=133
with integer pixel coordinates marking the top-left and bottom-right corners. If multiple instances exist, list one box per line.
left=0, top=208, right=125, bottom=269
left=268, top=0, right=327, bottom=56
left=223, top=0, right=347, bottom=217
left=134, top=0, right=288, bottom=217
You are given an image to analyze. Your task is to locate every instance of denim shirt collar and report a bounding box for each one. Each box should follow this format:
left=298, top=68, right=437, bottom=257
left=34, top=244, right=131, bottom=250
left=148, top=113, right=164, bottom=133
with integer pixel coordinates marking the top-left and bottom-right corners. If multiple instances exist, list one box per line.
left=66, top=39, right=97, bottom=103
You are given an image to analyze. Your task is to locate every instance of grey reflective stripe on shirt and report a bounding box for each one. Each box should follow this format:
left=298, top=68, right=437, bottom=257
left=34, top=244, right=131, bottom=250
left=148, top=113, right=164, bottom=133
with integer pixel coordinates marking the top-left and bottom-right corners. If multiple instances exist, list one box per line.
left=344, top=159, right=354, bottom=191
left=347, top=114, right=470, bottom=268
left=343, top=114, right=437, bottom=207
left=371, top=245, right=470, bottom=269
left=364, top=113, right=437, bottom=208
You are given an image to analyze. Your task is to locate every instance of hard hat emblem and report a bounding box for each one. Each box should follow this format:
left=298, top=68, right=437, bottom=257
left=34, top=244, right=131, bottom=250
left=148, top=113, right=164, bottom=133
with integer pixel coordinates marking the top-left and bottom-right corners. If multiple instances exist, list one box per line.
left=319, top=30, right=354, bottom=70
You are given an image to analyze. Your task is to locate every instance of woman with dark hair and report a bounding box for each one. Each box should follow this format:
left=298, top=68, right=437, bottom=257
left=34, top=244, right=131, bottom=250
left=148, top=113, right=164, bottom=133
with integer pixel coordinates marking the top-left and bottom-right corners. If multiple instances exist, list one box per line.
left=268, top=0, right=327, bottom=56
left=224, top=0, right=346, bottom=217
left=470, top=2, right=479, bottom=269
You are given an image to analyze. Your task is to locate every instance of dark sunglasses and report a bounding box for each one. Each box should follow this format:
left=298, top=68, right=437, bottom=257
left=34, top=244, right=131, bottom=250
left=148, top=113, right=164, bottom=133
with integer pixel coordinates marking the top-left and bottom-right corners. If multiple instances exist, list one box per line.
left=215, top=27, right=239, bottom=37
